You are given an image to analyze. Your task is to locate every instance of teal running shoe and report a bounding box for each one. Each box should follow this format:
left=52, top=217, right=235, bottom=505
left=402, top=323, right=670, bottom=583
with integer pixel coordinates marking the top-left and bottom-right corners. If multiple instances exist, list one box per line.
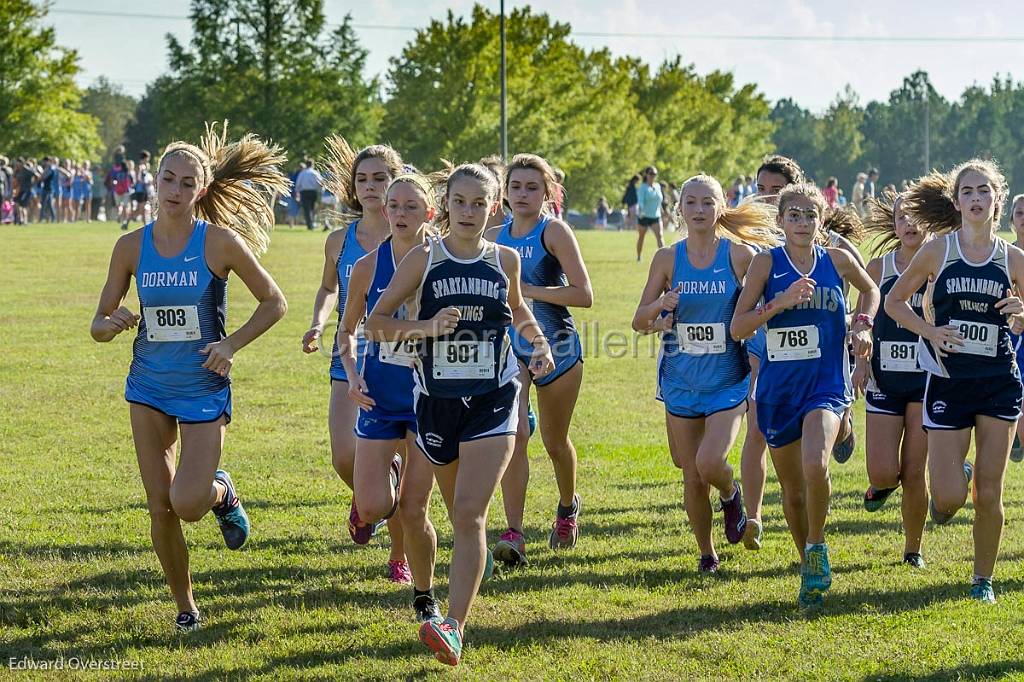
left=419, top=616, right=463, bottom=666
left=799, top=543, right=832, bottom=607
left=481, top=547, right=498, bottom=582
left=212, top=470, right=250, bottom=550
left=1012, top=435, right=1023, bottom=463
left=970, top=578, right=996, bottom=603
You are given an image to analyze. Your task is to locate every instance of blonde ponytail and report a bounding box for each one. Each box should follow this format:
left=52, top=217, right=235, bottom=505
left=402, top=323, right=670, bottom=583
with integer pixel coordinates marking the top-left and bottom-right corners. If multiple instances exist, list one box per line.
left=160, top=121, right=288, bottom=256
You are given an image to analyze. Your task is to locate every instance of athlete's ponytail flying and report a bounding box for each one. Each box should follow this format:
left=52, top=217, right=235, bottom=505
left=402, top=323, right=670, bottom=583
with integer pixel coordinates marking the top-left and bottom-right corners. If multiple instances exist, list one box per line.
left=160, top=121, right=288, bottom=256
left=864, top=191, right=905, bottom=256
left=680, top=174, right=780, bottom=247
left=322, top=135, right=404, bottom=225
left=903, top=159, right=1009, bottom=233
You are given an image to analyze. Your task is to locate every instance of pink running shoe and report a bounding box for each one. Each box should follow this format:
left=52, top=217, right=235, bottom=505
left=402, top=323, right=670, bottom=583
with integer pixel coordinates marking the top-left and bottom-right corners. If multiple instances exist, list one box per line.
left=549, top=495, right=581, bottom=550
left=492, top=528, right=528, bottom=567
left=387, top=559, right=413, bottom=585
left=348, top=499, right=381, bottom=546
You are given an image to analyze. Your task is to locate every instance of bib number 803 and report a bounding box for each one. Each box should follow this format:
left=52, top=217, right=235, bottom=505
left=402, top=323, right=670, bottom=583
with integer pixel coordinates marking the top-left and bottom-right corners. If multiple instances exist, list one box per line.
left=155, top=308, right=188, bottom=327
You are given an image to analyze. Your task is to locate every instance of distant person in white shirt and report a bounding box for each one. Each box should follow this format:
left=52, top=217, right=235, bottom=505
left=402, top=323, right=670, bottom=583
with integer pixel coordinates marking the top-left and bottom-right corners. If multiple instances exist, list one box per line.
left=294, top=159, right=323, bottom=230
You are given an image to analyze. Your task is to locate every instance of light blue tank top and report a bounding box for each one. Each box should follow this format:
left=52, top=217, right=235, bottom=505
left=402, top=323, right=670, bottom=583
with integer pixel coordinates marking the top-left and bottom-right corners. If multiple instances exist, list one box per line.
left=129, top=220, right=229, bottom=397
left=330, top=221, right=370, bottom=380
left=659, top=238, right=747, bottom=392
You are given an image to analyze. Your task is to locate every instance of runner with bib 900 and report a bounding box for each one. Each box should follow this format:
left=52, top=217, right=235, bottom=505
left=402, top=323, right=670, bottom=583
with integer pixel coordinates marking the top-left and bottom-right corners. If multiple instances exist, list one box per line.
left=885, top=159, right=1024, bottom=604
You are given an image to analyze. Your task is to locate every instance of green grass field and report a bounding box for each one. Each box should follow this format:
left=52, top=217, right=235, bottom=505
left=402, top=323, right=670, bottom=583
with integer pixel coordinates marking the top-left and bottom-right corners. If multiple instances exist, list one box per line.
left=4, top=224, right=1024, bottom=680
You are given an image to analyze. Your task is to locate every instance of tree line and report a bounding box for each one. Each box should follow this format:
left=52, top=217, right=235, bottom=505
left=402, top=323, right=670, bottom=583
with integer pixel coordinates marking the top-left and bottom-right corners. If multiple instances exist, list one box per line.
left=4, top=0, right=1024, bottom=212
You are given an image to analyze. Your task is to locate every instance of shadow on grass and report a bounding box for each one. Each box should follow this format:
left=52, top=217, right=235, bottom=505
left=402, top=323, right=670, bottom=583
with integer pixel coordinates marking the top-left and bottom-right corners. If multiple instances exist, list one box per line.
left=864, top=660, right=1024, bottom=681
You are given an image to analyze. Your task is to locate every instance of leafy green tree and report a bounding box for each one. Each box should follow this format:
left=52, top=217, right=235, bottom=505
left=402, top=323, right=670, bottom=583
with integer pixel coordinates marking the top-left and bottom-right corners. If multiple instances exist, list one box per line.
left=80, top=77, right=138, bottom=159
left=812, top=85, right=865, bottom=187
left=770, top=98, right=820, bottom=177
left=126, top=1, right=380, bottom=159
left=0, top=0, right=101, bottom=158
left=382, top=4, right=655, bottom=209
left=632, top=58, right=774, bottom=186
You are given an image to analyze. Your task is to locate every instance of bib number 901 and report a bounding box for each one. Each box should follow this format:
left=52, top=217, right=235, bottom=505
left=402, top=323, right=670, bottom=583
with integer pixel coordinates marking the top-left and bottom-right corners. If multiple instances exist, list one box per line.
left=433, top=340, right=495, bottom=379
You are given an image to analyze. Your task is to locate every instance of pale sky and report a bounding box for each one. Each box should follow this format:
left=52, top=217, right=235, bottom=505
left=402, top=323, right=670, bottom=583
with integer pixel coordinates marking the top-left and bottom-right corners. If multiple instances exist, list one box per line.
left=49, top=0, right=1024, bottom=113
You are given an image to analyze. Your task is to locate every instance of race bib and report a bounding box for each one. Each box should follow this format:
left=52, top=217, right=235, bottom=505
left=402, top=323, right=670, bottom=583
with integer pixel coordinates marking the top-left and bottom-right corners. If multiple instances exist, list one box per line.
left=767, top=325, right=820, bottom=361
left=675, top=322, right=726, bottom=355
left=949, top=319, right=998, bottom=357
left=143, top=305, right=200, bottom=342
left=379, top=338, right=419, bottom=367
left=433, top=340, right=495, bottom=379
left=880, top=341, right=921, bottom=372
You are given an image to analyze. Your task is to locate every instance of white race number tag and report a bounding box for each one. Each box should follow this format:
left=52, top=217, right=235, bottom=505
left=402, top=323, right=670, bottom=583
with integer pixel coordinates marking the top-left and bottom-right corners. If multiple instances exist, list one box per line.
left=949, top=319, right=998, bottom=357
left=433, top=340, right=495, bottom=379
left=767, top=325, right=821, bottom=361
left=379, top=339, right=419, bottom=367
left=675, top=322, right=726, bottom=355
left=144, top=305, right=201, bottom=342
left=879, top=341, right=921, bottom=372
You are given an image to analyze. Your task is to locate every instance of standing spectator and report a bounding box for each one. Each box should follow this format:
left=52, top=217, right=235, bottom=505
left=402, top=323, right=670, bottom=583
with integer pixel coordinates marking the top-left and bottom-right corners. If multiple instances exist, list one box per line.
left=851, top=172, right=867, bottom=216
left=105, top=148, right=132, bottom=229
left=862, top=168, right=879, bottom=213
left=595, top=195, right=609, bottom=229
left=837, top=188, right=847, bottom=208
left=294, top=158, right=323, bottom=230
left=38, top=157, right=58, bottom=223
left=623, top=174, right=640, bottom=233
left=728, top=177, right=745, bottom=207
left=285, top=162, right=303, bottom=227
left=552, top=167, right=566, bottom=220
left=745, top=175, right=756, bottom=197
left=13, top=158, right=38, bottom=225
left=90, top=162, right=105, bottom=221
left=822, top=177, right=839, bottom=208
left=636, top=165, right=664, bottom=261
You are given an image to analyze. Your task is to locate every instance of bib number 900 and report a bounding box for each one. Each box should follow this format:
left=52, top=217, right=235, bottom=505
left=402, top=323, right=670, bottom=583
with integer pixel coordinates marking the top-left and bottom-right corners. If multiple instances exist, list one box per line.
left=949, top=319, right=998, bottom=357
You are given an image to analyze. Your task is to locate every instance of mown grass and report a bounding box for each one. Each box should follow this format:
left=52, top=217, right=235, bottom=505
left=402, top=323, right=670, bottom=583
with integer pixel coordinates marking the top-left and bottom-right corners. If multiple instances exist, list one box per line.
left=2, top=224, right=1024, bottom=680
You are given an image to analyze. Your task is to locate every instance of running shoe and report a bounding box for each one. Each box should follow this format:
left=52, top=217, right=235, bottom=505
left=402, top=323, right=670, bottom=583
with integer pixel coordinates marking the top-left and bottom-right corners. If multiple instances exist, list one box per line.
left=212, top=470, right=250, bottom=550
left=720, top=482, right=747, bottom=544
left=383, top=454, right=402, bottom=522
left=1012, top=435, right=1023, bottom=463
left=175, top=610, right=202, bottom=632
left=742, top=517, right=762, bottom=551
left=698, top=554, right=720, bottom=573
left=799, top=543, right=832, bottom=608
left=419, top=616, right=463, bottom=666
left=970, top=578, right=996, bottom=604
left=549, top=494, right=581, bottom=550
left=482, top=547, right=497, bottom=582
left=387, top=559, right=412, bottom=585
left=832, top=418, right=855, bottom=463
left=348, top=499, right=382, bottom=545
left=413, top=594, right=442, bottom=624
left=929, top=460, right=973, bottom=525
left=902, top=552, right=925, bottom=569
left=493, top=527, right=528, bottom=568
left=864, top=486, right=898, bottom=513
left=527, top=404, right=537, bottom=437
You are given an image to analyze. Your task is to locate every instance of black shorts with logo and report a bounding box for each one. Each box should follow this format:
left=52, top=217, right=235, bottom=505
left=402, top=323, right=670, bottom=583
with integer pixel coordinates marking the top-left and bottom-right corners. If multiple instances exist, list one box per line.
left=865, top=387, right=924, bottom=416
left=923, top=373, right=1023, bottom=431
left=414, top=379, right=520, bottom=465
